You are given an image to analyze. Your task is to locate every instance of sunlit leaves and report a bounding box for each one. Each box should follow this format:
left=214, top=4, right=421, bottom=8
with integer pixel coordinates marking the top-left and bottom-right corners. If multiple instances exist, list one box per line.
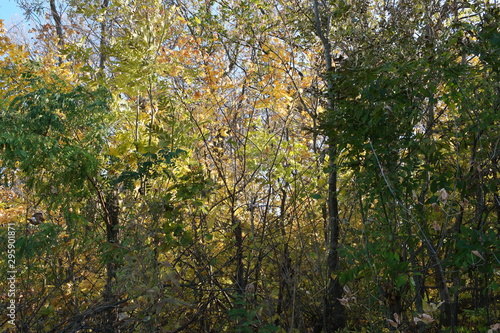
left=0, top=0, right=498, bottom=331
left=0, top=69, right=111, bottom=208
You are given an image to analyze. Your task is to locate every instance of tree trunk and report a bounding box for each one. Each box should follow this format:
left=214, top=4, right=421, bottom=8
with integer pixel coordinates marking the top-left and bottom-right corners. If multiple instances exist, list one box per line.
left=312, top=0, right=346, bottom=329
left=276, top=189, right=295, bottom=329
left=323, top=152, right=346, bottom=332
left=233, top=217, right=245, bottom=295
left=99, top=0, right=110, bottom=72
left=103, top=191, right=120, bottom=332
left=49, top=0, right=64, bottom=65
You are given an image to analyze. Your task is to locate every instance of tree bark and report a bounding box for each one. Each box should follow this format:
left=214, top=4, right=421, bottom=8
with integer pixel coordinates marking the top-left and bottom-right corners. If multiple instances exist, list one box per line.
left=312, top=0, right=346, bottom=330
left=323, top=152, right=346, bottom=332
left=49, top=0, right=64, bottom=65
left=233, top=216, right=245, bottom=295
left=103, top=191, right=120, bottom=332
left=99, top=0, right=110, bottom=72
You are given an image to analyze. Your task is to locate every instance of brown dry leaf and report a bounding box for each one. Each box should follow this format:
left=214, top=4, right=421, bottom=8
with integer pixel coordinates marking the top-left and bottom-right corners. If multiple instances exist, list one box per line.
left=438, top=188, right=449, bottom=202
left=471, top=250, right=484, bottom=261
left=386, top=318, right=398, bottom=328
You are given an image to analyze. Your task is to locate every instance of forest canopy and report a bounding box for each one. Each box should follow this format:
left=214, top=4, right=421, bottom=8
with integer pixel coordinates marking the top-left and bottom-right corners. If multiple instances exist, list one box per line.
left=0, top=0, right=499, bottom=332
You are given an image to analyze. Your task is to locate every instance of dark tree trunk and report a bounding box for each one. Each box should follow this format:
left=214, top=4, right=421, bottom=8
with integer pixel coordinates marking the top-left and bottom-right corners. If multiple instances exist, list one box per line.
left=103, top=192, right=120, bottom=332
left=233, top=218, right=245, bottom=295
left=312, top=0, right=346, bottom=329
left=49, top=0, right=64, bottom=65
left=323, top=154, right=346, bottom=332
left=276, top=189, right=295, bottom=329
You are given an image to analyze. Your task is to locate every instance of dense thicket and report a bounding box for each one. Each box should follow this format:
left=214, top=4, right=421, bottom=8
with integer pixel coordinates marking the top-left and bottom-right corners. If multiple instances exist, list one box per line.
left=0, top=0, right=498, bottom=332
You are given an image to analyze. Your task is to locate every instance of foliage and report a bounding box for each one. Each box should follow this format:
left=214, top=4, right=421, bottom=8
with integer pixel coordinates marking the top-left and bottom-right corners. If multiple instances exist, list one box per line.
left=0, top=1, right=499, bottom=332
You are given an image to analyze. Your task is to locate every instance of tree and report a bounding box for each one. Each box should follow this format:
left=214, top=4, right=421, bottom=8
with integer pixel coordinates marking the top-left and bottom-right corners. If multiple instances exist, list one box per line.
left=1, top=0, right=498, bottom=332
